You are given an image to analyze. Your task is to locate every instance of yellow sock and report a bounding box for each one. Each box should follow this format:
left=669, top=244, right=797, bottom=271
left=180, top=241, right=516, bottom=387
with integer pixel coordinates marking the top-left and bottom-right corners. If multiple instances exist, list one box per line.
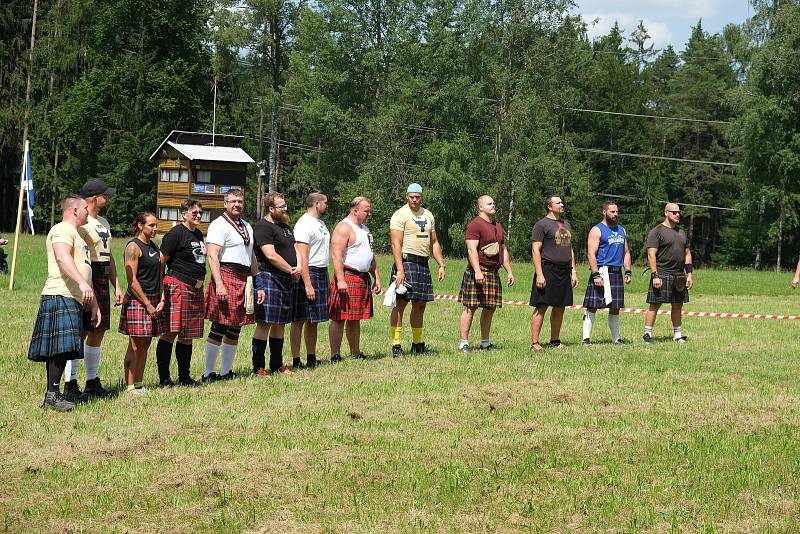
left=412, top=327, right=423, bottom=344
left=391, top=326, right=402, bottom=345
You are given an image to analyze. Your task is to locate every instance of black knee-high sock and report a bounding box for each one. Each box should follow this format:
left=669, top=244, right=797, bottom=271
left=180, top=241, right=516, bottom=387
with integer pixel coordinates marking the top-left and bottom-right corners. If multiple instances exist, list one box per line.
left=175, top=342, right=192, bottom=381
left=307, top=354, right=317, bottom=367
left=252, top=338, right=267, bottom=372
left=46, top=356, right=68, bottom=392
left=268, top=337, right=284, bottom=372
left=155, top=339, right=174, bottom=381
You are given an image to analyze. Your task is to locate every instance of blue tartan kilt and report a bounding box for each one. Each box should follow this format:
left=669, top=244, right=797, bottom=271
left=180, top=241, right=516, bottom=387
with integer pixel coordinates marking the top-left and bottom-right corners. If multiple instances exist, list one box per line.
left=254, top=270, right=305, bottom=325
left=28, top=295, right=84, bottom=361
left=391, top=260, right=434, bottom=302
left=582, top=268, right=625, bottom=309
left=300, top=267, right=329, bottom=323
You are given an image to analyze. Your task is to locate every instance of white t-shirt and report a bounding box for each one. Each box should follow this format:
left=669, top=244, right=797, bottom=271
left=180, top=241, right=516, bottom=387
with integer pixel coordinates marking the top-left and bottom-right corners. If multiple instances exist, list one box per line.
left=206, top=215, right=254, bottom=266
left=293, top=213, right=330, bottom=268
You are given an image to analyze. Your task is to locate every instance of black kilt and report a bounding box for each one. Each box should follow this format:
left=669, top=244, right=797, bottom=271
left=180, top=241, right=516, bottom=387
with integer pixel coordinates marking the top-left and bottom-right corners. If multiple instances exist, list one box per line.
left=254, top=270, right=305, bottom=325
left=301, top=267, right=329, bottom=323
left=529, top=262, right=573, bottom=308
left=647, top=271, right=689, bottom=304
left=29, top=295, right=84, bottom=361
left=392, top=260, right=434, bottom=302
left=582, top=268, right=625, bottom=309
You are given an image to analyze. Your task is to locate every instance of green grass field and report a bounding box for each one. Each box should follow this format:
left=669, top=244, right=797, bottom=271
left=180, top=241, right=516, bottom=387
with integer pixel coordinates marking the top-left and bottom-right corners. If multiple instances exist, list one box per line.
left=1, top=234, right=799, bottom=532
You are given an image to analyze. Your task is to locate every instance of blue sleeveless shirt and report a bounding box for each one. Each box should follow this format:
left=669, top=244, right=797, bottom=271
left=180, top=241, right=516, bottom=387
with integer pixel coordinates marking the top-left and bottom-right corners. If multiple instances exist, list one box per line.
left=595, top=223, right=626, bottom=267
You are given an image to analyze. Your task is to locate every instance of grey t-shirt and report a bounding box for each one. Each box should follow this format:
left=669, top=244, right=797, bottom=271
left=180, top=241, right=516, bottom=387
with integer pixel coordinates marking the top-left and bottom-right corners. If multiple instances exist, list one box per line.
left=646, top=224, right=688, bottom=273
left=531, top=217, right=573, bottom=266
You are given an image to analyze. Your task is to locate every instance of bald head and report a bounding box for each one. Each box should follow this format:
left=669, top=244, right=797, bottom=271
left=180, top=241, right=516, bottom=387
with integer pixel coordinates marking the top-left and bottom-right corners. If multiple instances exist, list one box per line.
left=663, top=202, right=682, bottom=227
left=476, top=195, right=497, bottom=221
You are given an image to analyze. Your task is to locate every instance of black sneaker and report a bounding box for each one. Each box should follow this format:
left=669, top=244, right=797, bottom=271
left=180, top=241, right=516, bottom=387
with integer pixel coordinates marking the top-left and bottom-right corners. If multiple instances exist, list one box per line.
left=582, top=338, right=591, bottom=345
left=478, top=343, right=495, bottom=351
left=159, top=378, right=176, bottom=387
left=642, top=333, right=653, bottom=344
left=43, top=391, right=75, bottom=412
left=459, top=344, right=472, bottom=353
left=673, top=335, right=688, bottom=344
left=353, top=352, right=367, bottom=360
left=613, top=338, right=626, bottom=345
left=201, top=372, right=218, bottom=383
left=411, top=342, right=430, bottom=354
left=392, top=344, right=403, bottom=358
left=218, top=371, right=236, bottom=380
left=331, top=354, right=342, bottom=364
left=178, top=377, right=198, bottom=387
left=292, top=360, right=306, bottom=370
left=63, top=380, right=87, bottom=402
left=84, top=377, right=111, bottom=398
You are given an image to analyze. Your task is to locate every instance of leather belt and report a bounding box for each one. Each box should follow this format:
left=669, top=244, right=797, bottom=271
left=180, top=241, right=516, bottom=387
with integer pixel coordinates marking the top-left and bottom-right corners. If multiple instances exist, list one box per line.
left=168, top=270, right=203, bottom=289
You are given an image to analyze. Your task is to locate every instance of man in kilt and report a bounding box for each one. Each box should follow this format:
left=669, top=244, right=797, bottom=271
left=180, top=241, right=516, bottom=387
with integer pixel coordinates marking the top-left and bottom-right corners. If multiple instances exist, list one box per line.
left=644, top=203, right=694, bottom=344
left=289, top=192, right=330, bottom=369
left=29, top=195, right=100, bottom=411
left=530, top=195, right=579, bottom=351
left=62, top=179, right=122, bottom=401
left=329, top=197, right=381, bottom=361
left=252, top=192, right=305, bottom=375
left=203, top=189, right=256, bottom=381
left=458, top=195, right=514, bottom=353
left=155, top=199, right=207, bottom=386
left=389, top=183, right=446, bottom=357
left=582, top=201, right=632, bottom=345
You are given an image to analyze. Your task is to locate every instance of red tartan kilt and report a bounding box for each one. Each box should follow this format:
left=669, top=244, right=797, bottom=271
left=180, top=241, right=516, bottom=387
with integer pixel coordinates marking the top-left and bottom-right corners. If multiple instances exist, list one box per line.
left=328, top=271, right=373, bottom=321
left=163, top=275, right=205, bottom=339
left=118, top=292, right=168, bottom=337
left=204, top=267, right=254, bottom=326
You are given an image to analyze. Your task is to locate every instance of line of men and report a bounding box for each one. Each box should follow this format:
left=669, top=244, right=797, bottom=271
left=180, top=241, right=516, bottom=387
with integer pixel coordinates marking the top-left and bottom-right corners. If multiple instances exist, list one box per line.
left=27, top=179, right=695, bottom=411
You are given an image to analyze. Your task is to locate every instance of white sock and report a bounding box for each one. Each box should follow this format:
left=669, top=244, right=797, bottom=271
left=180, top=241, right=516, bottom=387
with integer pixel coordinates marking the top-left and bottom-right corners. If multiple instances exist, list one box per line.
left=220, top=342, right=237, bottom=375
left=582, top=311, right=596, bottom=340
left=673, top=326, right=682, bottom=340
left=459, top=339, right=469, bottom=348
left=481, top=339, right=490, bottom=348
left=84, top=343, right=101, bottom=380
left=609, top=314, right=621, bottom=342
left=204, top=342, right=220, bottom=377
left=64, top=359, right=80, bottom=381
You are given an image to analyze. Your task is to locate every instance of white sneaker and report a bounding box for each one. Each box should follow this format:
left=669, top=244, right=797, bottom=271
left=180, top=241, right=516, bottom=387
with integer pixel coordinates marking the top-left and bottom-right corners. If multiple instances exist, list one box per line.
left=130, top=387, right=148, bottom=396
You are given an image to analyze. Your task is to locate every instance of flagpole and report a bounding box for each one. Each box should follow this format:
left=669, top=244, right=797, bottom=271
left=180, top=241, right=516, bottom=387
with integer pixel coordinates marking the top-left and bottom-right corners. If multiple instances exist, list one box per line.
left=9, top=141, right=29, bottom=290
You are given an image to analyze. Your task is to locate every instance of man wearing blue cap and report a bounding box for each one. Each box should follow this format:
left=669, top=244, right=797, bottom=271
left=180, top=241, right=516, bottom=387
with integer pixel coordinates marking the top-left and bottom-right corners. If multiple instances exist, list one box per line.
left=389, top=183, right=446, bottom=356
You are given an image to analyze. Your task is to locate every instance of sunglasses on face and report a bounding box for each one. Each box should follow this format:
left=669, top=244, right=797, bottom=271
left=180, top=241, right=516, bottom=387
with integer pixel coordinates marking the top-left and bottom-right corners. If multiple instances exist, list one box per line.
left=668, top=210, right=681, bottom=215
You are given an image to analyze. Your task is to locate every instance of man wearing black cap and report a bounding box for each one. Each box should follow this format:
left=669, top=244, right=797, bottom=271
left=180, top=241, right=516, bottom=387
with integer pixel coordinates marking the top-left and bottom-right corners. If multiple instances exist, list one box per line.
left=64, top=179, right=122, bottom=400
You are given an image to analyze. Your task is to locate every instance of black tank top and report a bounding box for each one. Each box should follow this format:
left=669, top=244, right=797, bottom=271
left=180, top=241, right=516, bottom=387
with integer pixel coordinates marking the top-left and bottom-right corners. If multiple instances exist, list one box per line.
left=130, top=238, right=161, bottom=294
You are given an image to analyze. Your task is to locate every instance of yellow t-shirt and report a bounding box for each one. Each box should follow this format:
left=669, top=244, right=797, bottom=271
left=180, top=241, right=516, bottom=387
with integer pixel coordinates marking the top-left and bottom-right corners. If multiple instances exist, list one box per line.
left=42, top=221, right=92, bottom=301
left=389, top=204, right=436, bottom=257
left=79, top=214, right=112, bottom=263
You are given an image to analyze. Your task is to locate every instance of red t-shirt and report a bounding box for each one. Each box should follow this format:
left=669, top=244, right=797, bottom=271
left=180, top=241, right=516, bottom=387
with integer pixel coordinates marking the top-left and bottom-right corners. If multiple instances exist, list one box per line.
left=465, top=216, right=504, bottom=270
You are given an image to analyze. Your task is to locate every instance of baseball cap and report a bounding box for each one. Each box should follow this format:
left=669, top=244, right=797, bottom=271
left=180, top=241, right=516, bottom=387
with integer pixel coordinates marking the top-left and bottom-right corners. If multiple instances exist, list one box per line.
left=407, top=183, right=423, bottom=194
left=80, top=179, right=116, bottom=198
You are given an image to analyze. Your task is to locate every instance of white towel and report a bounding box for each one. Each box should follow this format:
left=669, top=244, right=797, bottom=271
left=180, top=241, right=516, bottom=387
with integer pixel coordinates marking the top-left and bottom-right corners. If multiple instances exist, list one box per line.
left=599, top=266, right=613, bottom=305
left=383, top=282, right=397, bottom=308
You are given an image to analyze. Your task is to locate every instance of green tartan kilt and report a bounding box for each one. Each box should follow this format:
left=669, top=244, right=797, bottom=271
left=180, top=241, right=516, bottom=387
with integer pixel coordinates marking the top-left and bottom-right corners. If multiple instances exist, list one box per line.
left=458, top=268, right=503, bottom=309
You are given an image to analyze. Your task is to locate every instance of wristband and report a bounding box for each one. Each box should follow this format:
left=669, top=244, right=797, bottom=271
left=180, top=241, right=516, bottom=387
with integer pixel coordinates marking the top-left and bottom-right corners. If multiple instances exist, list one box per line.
left=651, top=272, right=660, bottom=279
left=590, top=271, right=601, bottom=280
left=685, top=264, right=694, bottom=274
left=624, top=270, right=632, bottom=277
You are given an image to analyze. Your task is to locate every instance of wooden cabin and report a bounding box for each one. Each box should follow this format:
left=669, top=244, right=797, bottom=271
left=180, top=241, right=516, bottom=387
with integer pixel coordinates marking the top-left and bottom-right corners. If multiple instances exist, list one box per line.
left=149, top=130, right=255, bottom=234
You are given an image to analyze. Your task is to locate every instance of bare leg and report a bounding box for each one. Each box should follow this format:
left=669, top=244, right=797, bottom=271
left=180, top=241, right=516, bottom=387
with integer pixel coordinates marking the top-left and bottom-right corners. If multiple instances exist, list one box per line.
left=549, top=307, right=565, bottom=342
left=345, top=320, right=361, bottom=355
left=409, top=301, right=427, bottom=328
left=671, top=303, right=683, bottom=328
left=134, top=337, right=152, bottom=384
left=479, top=307, right=495, bottom=340
left=304, top=322, right=318, bottom=356
left=391, top=299, right=409, bottom=327
left=531, top=306, right=548, bottom=345
left=253, top=322, right=269, bottom=342
left=290, top=321, right=303, bottom=357
left=329, top=320, right=345, bottom=355
left=459, top=306, right=476, bottom=341
left=124, top=339, right=137, bottom=386
left=645, top=304, right=660, bottom=328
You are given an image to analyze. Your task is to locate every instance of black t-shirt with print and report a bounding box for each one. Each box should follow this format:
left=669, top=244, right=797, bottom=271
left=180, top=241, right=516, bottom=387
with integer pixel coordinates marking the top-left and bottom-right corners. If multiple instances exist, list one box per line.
left=530, top=217, right=573, bottom=266
left=254, top=219, right=297, bottom=274
left=161, top=224, right=206, bottom=279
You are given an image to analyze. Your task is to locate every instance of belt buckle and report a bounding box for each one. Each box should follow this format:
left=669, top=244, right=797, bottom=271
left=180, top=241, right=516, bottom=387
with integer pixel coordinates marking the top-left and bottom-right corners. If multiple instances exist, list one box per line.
left=194, top=279, right=203, bottom=289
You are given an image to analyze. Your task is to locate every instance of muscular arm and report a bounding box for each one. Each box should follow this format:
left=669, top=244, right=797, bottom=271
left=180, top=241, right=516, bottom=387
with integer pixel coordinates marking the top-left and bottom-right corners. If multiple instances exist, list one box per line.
left=53, top=242, right=94, bottom=307
left=501, top=245, right=514, bottom=286
left=685, top=246, right=694, bottom=288
left=465, top=238, right=482, bottom=281
left=390, top=228, right=405, bottom=285
left=124, top=242, right=154, bottom=313
left=331, top=222, right=351, bottom=290
left=206, top=243, right=225, bottom=296
left=109, top=254, right=124, bottom=305
left=262, top=244, right=295, bottom=274
left=295, top=242, right=313, bottom=296
left=587, top=227, right=600, bottom=272
left=430, top=229, right=445, bottom=281
left=793, top=258, right=800, bottom=288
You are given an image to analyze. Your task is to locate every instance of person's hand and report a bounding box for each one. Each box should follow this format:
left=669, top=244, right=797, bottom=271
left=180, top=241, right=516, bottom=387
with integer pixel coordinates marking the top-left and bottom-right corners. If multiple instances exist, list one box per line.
left=0, top=238, right=8, bottom=245
left=154, top=300, right=165, bottom=316
left=305, top=284, right=316, bottom=301
left=536, top=274, right=546, bottom=289
left=372, top=279, right=382, bottom=295
left=593, top=276, right=603, bottom=287
left=793, top=276, right=800, bottom=289
left=78, top=281, right=95, bottom=308
left=437, top=265, right=445, bottom=282
left=290, top=266, right=301, bottom=282
left=571, top=272, right=579, bottom=289
left=653, top=275, right=663, bottom=289
left=624, top=273, right=632, bottom=285
left=146, top=303, right=157, bottom=316
left=507, top=273, right=515, bottom=287
left=91, top=301, right=101, bottom=328
left=114, top=287, right=124, bottom=306
left=256, top=289, right=266, bottom=304
left=337, top=279, right=348, bottom=292
left=394, top=271, right=405, bottom=288
left=474, top=270, right=485, bottom=284
left=216, top=284, right=227, bottom=299
left=686, top=273, right=693, bottom=289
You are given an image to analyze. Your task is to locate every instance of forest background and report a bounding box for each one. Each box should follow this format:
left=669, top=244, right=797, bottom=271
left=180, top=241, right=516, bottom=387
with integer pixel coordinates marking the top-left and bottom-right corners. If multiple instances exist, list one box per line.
left=2, top=0, right=799, bottom=268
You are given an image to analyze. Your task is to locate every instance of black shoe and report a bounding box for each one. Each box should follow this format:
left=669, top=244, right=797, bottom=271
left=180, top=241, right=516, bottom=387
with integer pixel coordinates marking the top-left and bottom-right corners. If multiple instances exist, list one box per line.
left=43, top=391, right=74, bottom=412
left=411, top=342, right=430, bottom=354
left=84, top=377, right=111, bottom=398
left=218, top=371, right=236, bottom=380
left=202, top=372, right=218, bottom=383
left=331, top=354, right=342, bottom=364
left=612, top=338, right=626, bottom=345
left=478, top=343, right=495, bottom=351
left=459, top=344, right=472, bottom=353
left=178, top=377, right=198, bottom=387
left=63, top=380, right=87, bottom=402
left=292, top=359, right=306, bottom=370
left=392, top=344, right=403, bottom=358
left=159, top=378, right=176, bottom=387
left=673, top=335, right=688, bottom=344
left=352, top=352, right=367, bottom=360
left=642, top=333, right=653, bottom=345
left=583, top=338, right=591, bottom=345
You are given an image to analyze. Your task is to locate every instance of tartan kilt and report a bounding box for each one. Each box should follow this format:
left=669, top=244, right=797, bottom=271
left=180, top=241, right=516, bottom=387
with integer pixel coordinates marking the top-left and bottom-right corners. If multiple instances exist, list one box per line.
left=582, top=269, right=625, bottom=309
left=302, top=267, right=330, bottom=323
left=205, top=267, right=254, bottom=327
left=647, top=271, right=689, bottom=304
left=458, top=268, right=503, bottom=309
left=328, top=271, right=374, bottom=321
left=83, top=271, right=111, bottom=332
left=253, top=270, right=304, bottom=325
left=163, top=275, right=205, bottom=339
left=391, top=261, right=434, bottom=302
left=118, top=292, right=168, bottom=337
left=28, top=295, right=84, bottom=361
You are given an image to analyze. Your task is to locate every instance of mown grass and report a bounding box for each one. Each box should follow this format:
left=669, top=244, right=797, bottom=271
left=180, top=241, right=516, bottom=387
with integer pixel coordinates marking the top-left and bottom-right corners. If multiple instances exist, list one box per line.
left=1, top=234, right=799, bottom=532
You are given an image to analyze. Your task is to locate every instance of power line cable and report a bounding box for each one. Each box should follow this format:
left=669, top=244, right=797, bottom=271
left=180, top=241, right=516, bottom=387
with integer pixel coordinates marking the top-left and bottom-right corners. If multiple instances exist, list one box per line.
left=564, top=107, right=732, bottom=125
left=573, top=146, right=739, bottom=167
left=595, top=192, right=738, bottom=211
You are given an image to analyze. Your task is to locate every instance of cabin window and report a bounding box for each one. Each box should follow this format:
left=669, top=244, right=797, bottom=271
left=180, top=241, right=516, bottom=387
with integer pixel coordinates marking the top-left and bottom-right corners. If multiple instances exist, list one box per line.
left=196, top=170, right=211, bottom=183
left=159, top=207, right=210, bottom=222
left=160, top=169, right=188, bottom=182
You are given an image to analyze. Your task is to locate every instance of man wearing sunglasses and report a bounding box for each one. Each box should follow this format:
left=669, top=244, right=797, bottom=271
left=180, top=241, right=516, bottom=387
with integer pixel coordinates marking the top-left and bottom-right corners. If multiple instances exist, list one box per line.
left=644, top=203, right=693, bottom=344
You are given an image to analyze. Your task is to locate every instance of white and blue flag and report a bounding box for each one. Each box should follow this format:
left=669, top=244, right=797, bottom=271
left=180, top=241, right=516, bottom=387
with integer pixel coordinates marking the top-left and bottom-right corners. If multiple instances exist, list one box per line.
left=20, top=141, right=34, bottom=235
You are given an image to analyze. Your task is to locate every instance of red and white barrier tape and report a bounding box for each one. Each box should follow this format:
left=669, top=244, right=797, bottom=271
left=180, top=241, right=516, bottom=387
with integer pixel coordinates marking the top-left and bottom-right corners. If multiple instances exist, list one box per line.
left=432, top=294, right=800, bottom=321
